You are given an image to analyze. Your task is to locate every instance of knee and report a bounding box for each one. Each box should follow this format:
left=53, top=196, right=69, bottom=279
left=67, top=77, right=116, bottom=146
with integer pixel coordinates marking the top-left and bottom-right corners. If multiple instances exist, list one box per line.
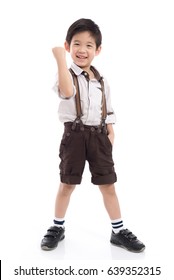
left=59, top=183, right=76, bottom=197
left=99, top=184, right=116, bottom=196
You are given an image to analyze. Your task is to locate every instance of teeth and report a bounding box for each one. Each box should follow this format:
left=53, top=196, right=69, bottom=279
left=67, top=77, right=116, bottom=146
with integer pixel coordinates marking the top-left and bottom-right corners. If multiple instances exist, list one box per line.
left=77, top=55, right=86, bottom=59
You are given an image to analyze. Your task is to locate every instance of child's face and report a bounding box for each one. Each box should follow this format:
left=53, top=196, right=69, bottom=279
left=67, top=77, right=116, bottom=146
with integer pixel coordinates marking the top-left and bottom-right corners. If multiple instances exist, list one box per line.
left=65, top=31, right=101, bottom=69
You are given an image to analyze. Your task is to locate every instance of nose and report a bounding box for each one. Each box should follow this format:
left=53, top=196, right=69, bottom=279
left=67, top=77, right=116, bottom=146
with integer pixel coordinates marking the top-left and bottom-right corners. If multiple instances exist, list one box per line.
left=78, top=46, right=86, bottom=53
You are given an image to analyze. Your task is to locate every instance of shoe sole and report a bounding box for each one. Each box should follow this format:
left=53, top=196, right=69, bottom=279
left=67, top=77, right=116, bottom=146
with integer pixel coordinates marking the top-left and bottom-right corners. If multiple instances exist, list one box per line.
left=41, top=235, right=65, bottom=251
left=110, top=240, right=145, bottom=253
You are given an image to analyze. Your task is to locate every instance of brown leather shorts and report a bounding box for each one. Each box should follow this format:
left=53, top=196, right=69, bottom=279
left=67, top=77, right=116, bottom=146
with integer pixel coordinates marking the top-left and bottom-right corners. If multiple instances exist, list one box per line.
left=59, top=122, right=117, bottom=185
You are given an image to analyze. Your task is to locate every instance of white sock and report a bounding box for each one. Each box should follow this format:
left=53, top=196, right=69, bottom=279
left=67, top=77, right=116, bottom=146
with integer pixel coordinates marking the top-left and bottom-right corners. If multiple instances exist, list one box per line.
left=53, top=217, right=65, bottom=228
left=111, top=218, right=124, bottom=233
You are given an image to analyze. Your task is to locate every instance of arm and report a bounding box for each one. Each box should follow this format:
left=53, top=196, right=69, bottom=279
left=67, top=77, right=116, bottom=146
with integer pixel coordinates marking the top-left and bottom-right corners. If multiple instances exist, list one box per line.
left=106, top=123, right=115, bottom=145
left=52, top=47, right=73, bottom=98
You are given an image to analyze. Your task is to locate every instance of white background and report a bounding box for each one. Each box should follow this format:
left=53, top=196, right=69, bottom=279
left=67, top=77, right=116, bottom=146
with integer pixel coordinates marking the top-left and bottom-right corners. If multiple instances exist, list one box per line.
left=0, top=0, right=174, bottom=277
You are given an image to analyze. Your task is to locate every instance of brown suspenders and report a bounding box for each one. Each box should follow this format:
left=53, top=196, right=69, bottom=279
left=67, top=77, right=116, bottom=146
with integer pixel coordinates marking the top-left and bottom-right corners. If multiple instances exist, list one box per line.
left=69, top=67, right=107, bottom=131
left=69, top=68, right=83, bottom=120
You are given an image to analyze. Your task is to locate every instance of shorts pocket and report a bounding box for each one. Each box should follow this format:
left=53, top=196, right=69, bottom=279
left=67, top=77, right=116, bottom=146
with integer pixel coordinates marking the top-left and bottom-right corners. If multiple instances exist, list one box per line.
left=105, top=134, right=113, bottom=149
left=59, top=131, right=73, bottom=157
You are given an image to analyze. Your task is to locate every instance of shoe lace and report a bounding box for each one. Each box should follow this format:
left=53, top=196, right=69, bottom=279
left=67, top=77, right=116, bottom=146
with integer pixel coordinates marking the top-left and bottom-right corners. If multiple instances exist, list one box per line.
left=120, top=229, right=137, bottom=240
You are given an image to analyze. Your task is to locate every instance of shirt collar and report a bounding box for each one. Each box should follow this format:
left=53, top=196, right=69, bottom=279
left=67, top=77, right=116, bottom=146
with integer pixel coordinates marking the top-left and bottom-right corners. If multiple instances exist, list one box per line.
left=71, top=62, right=83, bottom=76
left=70, top=62, right=102, bottom=82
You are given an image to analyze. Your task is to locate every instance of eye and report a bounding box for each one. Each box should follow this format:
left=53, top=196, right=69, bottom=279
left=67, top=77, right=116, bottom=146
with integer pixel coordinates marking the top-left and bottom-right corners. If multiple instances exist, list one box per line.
left=87, top=44, right=92, bottom=48
left=74, top=42, right=80, bottom=46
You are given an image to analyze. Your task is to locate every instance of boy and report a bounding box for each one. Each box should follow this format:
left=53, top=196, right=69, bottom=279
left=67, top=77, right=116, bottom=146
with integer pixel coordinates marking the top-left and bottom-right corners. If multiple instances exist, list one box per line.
left=41, top=18, right=145, bottom=253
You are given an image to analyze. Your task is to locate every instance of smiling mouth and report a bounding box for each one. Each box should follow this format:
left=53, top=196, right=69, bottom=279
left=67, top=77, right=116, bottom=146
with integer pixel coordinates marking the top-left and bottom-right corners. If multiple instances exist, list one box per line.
left=76, top=55, right=87, bottom=59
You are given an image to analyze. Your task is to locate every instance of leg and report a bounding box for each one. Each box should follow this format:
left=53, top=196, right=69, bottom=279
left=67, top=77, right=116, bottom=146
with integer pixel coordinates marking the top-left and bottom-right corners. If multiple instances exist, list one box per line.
left=41, top=182, right=75, bottom=251
left=55, top=182, right=76, bottom=218
left=99, top=184, right=145, bottom=252
left=98, top=183, right=121, bottom=219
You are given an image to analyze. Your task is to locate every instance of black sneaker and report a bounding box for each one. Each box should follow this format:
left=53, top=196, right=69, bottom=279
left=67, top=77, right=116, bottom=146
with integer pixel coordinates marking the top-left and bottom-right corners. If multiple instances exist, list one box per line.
left=41, top=226, right=65, bottom=251
left=110, top=229, right=145, bottom=253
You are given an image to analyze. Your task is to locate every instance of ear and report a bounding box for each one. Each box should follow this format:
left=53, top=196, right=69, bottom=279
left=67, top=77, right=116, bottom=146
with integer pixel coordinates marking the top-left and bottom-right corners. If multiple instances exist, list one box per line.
left=95, top=45, right=102, bottom=56
left=64, top=41, right=70, bottom=52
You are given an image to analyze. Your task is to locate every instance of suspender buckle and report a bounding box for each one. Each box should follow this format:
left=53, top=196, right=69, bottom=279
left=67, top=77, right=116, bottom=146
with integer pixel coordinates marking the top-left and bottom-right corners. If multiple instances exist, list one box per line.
left=101, top=119, right=107, bottom=134
left=71, top=117, right=84, bottom=131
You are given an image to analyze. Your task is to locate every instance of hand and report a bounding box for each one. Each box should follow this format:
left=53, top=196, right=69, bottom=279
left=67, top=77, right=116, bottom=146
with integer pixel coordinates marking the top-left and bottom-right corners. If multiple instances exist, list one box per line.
left=52, top=47, right=66, bottom=61
left=108, top=133, right=114, bottom=145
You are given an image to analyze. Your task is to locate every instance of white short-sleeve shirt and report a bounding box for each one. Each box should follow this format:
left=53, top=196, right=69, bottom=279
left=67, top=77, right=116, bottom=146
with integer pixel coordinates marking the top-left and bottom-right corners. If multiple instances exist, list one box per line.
left=54, top=62, right=116, bottom=126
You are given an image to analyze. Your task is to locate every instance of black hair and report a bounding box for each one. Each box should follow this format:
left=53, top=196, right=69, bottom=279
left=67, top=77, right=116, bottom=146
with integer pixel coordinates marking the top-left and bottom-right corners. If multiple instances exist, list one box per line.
left=65, top=18, right=102, bottom=49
